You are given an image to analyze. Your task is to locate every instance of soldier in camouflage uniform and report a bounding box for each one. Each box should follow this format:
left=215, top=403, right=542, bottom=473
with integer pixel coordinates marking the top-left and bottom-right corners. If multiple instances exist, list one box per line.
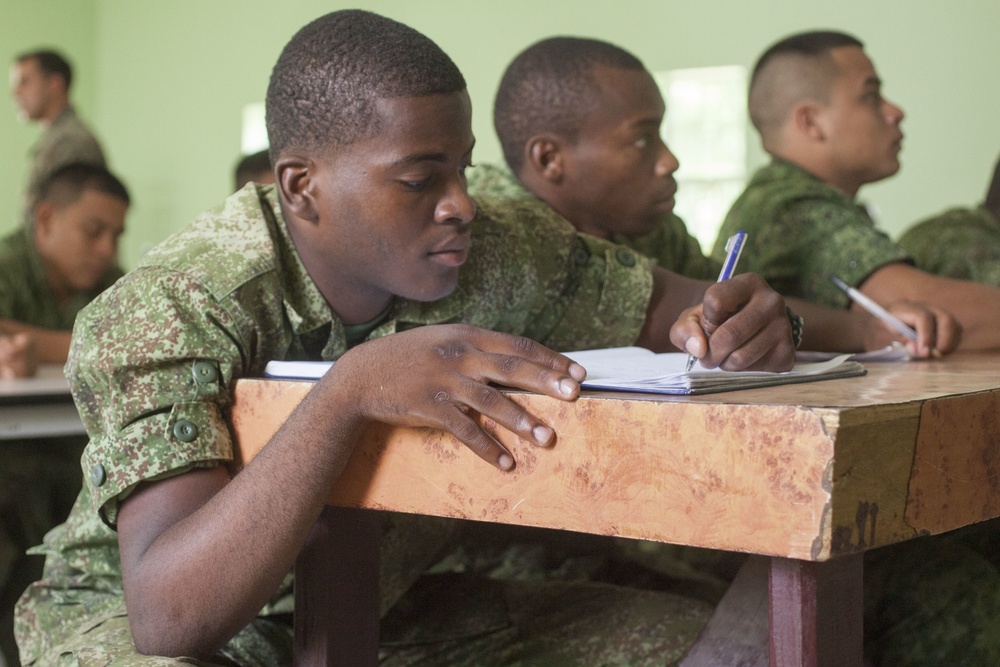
left=716, top=29, right=1000, bottom=666
left=898, top=156, right=1000, bottom=285
left=14, top=11, right=798, bottom=666
left=482, top=36, right=957, bottom=359
left=717, top=30, right=1000, bottom=351
left=11, top=50, right=107, bottom=222
left=0, top=163, right=128, bottom=667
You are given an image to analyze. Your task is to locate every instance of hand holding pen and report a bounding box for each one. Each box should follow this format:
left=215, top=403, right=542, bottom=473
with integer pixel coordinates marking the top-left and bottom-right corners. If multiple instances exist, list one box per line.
left=686, top=231, right=747, bottom=371
left=828, top=275, right=947, bottom=358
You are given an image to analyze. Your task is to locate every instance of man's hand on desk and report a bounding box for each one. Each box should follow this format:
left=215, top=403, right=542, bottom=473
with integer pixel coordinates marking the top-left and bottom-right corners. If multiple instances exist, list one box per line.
left=670, top=273, right=796, bottom=372
left=859, top=300, right=962, bottom=359
left=0, top=332, right=38, bottom=378
left=0, top=319, right=71, bottom=368
left=328, top=324, right=585, bottom=471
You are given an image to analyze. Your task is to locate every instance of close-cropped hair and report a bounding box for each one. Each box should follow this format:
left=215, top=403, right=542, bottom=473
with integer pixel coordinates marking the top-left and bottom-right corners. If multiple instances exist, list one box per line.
left=748, top=30, right=864, bottom=137
left=494, top=37, right=645, bottom=173
left=36, top=162, right=130, bottom=212
left=751, top=31, right=864, bottom=84
left=265, top=9, right=466, bottom=164
left=234, top=149, right=272, bottom=190
left=16, top=49, right=73, bottom=90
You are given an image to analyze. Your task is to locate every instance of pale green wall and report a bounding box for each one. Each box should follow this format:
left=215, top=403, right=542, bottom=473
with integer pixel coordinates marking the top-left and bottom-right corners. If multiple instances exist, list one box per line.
left=1, top=0, right=99, bottom=228
left=4, top=0, right=1000, bottom=268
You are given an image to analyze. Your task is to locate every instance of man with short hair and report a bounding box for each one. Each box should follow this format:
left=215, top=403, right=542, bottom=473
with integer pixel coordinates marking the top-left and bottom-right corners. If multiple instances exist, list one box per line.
left=233, top=149, right=274, bottom=191
left=713, top=30, right=1000, bottom=665
left=15, top=11, right=795, bottom=666
left=0, top=162, right=128, bottom=667
left=717, top=30, right=1000, bottom=351
left=898, top=154, right=1000, bottom=285
left=0, top=162, right=127, bottom=378
left=480, top=36, right=958, bottom=357
left=10, top=49, right=106, bottom=219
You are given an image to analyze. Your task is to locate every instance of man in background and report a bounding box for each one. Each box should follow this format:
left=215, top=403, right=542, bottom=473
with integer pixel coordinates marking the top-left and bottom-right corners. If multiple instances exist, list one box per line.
left=10, top=49, right=106, bottom=220
left=898, top=154, right=1000, bottom=285
left=233, top=148, right=274, bottom=191
left=717, top=30, right=1000, bottom=353
left=477, top=35, right=957, bottom=357
left=0, top=162, right=128, bottom=667
left=714, top=29, right=1000, bottom=665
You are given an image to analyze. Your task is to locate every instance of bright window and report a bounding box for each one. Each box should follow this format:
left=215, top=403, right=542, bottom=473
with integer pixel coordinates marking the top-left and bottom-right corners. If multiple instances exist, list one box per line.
left=241, top=102, right=268, bottom=154
left=653, top=66, right=748, bottom=253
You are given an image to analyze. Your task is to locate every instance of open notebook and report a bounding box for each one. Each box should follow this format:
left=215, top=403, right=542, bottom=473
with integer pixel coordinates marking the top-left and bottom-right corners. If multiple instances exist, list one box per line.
left=560, top=347, right=866, bottom=395
left=263, top=346, right=866, bottom=396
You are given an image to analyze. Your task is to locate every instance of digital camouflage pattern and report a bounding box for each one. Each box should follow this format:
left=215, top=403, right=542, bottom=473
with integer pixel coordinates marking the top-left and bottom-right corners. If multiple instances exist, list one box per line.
left=468, top=164, right=723, bottom=280
left=863, top=525, right=1000, bottom=666
left=898, top=206, right=1000, bottom=286
left=715, top=160, right=911, bottom=308
left=15, top=183, right=716, bottom=665
left=0, top=223, right=120, bottom=667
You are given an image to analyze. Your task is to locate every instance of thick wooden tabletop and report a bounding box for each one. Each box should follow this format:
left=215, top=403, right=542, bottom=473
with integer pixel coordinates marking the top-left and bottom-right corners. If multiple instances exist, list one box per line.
left=229, top=352, right=1000, bottom=562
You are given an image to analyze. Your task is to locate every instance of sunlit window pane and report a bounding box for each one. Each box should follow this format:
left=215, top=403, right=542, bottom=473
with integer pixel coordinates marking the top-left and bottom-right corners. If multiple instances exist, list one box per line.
left=653, top=66, right=748, bottom=253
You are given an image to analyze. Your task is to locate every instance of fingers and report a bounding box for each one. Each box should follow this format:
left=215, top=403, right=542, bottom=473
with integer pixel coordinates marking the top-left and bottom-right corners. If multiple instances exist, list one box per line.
left=883, top=302, right=962, bottom=358
left=0, top=333, right=35, bottom=379
left=674, top=274, right=794, bottom=372
left=341, top=325, right=588, bottom=472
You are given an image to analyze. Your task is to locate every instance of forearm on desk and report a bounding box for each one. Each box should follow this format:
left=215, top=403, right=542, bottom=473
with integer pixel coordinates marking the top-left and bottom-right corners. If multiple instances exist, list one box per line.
left=0, top=319, right=72, bottom=364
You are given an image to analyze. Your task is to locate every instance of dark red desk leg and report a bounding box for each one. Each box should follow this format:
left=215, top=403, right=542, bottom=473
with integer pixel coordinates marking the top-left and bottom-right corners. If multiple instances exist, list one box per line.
left=294, top=506, right=380, bottom=667
left=769, top=554, right=863, bottom=667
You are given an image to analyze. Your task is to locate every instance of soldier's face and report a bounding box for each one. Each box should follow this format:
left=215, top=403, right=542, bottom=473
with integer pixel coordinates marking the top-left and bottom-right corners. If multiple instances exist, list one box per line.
left=557, top=66, right=679, bottom=240
left=9, top=58, right=54, bottom=122
left=35, top=189, right=126, bottom=297
left=819, top=47, right=905, bottom=190
left=303, top=91, right=476, bottom=323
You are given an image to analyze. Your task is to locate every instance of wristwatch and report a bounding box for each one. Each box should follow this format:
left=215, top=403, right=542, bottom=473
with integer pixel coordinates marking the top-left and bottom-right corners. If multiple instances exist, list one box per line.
left=786, top=306, right=804, bottom=349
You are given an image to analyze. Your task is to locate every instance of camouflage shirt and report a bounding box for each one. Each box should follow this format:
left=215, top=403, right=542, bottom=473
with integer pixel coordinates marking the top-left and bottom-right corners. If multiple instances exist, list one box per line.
left=0, top=224, right=122, bottom=327
left=468, top=163, right=722, bottom=280
left=23, top=106, right=106, bottom=220
left=897, top=205, right=1000, bottom=286
left=15, top=183, right=654, bottom=663
left=715, top=159, right=911, bottom=308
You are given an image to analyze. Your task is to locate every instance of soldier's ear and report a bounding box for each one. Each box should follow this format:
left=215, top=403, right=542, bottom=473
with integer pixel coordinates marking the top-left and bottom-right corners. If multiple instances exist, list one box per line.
left=275, top=155, right=320, bottom=223
left=33, top=201, right=56, bottom=238
left=525, top=135, right=565, bottom=185
left=792, top=102, right=826, bottom=142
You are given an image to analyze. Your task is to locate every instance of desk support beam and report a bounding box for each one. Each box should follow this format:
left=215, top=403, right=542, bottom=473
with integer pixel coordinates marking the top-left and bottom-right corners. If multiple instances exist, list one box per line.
left=769, top=555, right=863, bottom=667
left=294, top=506, right=380, bottom=667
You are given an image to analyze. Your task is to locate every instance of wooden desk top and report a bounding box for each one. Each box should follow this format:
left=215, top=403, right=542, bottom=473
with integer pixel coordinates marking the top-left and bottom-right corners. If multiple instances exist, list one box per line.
left=229, top=352, right=1000, bottom=562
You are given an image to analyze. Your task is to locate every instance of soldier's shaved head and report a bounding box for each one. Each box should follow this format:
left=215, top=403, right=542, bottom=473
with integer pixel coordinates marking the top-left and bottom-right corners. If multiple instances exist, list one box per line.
left=265, top=9, right=466, bottom=164
left=748, top=31, right=864, bottom=147
left=493, top=36, right=645, bottom=174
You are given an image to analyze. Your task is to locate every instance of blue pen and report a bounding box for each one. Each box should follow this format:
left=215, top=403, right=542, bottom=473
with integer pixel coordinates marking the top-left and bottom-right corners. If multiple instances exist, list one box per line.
left=686, top=230, right=747, bottom=371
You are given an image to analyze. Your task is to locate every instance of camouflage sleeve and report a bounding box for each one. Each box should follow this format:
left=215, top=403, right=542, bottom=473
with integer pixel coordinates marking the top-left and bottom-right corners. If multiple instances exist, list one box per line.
left=898, top=208, right=1000, bottom=286
left=616, top=214, right=721, bottom=281
left=453, top=194, right=653, bottom=352
left=69, top=266, right=251, bottom=526
left=724, top=197, right=910, bottom=309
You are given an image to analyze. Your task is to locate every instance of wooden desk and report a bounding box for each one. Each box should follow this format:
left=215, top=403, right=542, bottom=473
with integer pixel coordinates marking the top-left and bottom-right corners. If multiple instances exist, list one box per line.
left=0, top=364, right=84, bottom=440
left=230, top=352, right=1000, bottom=667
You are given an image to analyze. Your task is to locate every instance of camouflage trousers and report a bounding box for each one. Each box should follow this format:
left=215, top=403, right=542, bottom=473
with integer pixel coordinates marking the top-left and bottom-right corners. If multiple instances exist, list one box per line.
left=863, top=521, right=1000, bottom=667
left=1, top=437, right=86, bottom=667
left=21, top=576, right=710, bottom=666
